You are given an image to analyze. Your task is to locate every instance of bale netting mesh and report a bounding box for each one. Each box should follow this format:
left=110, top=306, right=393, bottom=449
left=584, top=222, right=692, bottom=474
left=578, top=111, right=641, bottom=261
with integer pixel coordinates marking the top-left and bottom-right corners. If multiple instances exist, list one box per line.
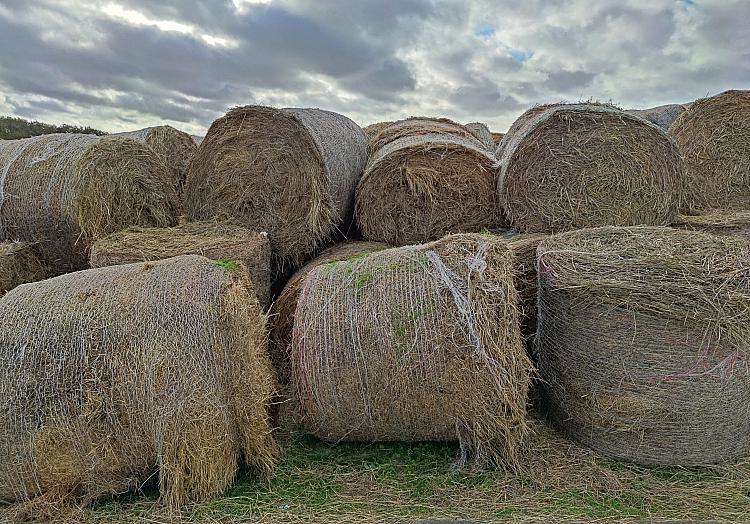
left=496, top=103, right=684, bottom=233
left=0, top=241, right=46, bottom=296
left=669, top=90, right=750, bottom=212
left=269, top=240, right=389, bottom=385
left=366, top=117, right=482, bottom=155
left=536, top=226, right=750, bottom=466
left=356, top=134, right=506, bottom=246
left=0, top=255, right=278, bottom=513
left=0, top=134, right=179, bottom=274
left=116, top=125, right=197, bottom=190
left=184, top=106, right=368, bottom=274
left=90, top=222, right=272, bottom=309
left=292, top=233, right=533, bottom=467
left=672, top=210, right=750, bottom=238
left=464, top=122, right=495, bottom=151
left=626, top=104, right=686, bottom=131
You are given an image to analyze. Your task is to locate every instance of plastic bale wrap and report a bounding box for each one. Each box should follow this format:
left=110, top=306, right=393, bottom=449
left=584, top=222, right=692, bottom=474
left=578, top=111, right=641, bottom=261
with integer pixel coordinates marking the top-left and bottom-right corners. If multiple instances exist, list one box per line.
left=292, top=233, right=533, bottom=467
left=184, top=106, right=368, bottom=274
left=496, top=103, right=684, bottom=233
left=0, top=255, right=278, bottom=514
left=672, top=210, right=750, bottom=238
left=626, top=104, right=686, bottom=131
left=669, top=90, right=750, bottom=212
left=0, top=241, right=46, bottom=295
left=465, top=122, right=495, bottom=151
left=536, top=226, right=750, bottom=466
left=90, top=222, right=272, bottom=309
left=356, top=134, right=506, bottom=246
left=116, top=125, right=197, bottom=190
left=0, top=134, right=179, bottom=274
left=269, top=241, right=389, bottom=385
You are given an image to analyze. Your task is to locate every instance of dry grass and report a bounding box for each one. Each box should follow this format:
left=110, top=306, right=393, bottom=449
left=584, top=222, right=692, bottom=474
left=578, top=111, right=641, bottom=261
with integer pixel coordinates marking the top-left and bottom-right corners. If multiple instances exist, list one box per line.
left=292, top=234, right=533, bottom=468
left=672, top=209, right=750, bottom=238
left=497, top=104, right=684, bottom=233
left=0, top=241, right=47, bottom=295
left=669, top=90, right=750, bottom=212
left=536, top=226, right=750, bottom=466
left=184, top=106, right=368, bottom=275
left=366, top=117, right=482, bottom=155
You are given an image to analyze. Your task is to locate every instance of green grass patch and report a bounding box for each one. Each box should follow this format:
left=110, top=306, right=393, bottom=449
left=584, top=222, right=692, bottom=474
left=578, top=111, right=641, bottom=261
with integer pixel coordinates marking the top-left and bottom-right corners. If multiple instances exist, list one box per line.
left=214, top=259, right=240, bottom=271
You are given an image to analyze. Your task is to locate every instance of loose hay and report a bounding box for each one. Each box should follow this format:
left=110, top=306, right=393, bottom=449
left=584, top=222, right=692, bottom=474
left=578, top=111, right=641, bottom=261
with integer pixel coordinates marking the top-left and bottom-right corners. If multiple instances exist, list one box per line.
left=292, top=233, right=533, bottom=467
left=116, top=126, right=197, bottom=190
left=0, top=134, right=179, bottom=274
left=269, top=240, right=389, bottom=385
left=536, top=226, right=750, bottom=466
left=464, top=122, right=495, bottom=150
left=90, top=222, right=272, bottom=309
left=185, top=106, right=368, bottom=273
left=0, top=241, right=46, bottom=295
left=356, top=134, right=506, bottom=245
left=0, top=255, right=278, bottom=513
left=626, top=104, right=686, bottom=130
left=672, top=210, right=750, bottom=238
left=669, top=90, right=750, bottom=212
left=497, top=103, right=684, bottom=233
left=366, top=117, right=482, bottom=155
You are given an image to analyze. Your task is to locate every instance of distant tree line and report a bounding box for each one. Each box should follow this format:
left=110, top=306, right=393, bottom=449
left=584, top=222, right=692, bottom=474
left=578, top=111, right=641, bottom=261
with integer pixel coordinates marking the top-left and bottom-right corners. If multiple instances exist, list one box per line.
left=0, top=116, right=106, bottom=140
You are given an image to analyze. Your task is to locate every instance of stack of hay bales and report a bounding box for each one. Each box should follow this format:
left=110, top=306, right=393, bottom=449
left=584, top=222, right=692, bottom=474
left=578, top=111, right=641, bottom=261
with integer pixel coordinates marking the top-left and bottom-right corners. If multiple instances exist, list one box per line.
left=116, top=125, right=197, bottom=190
left=0, top=256, right=277, bottom=511
left=672, top=210, right=750, bottom=238
left=496, top=103, right=685, bottom=233
left=626, top=104, right=686, bottom=131
left=0, top=241, right=46, bottom=295
left=292, top=233, right=533, bottom=466
left=269, top=240, right=389, bottom=385
left=464, top=122, right=495, bottom=150
left=90, top=222, right=272, bottom=309
left=669, top=90, right=750, bottom=212
left=185, top=106, right=368, bottom=274
left=536, top=226, right=750, bottom=465
left=356, top=118, right=506, bottom=246
left=0, top=134, right=179, bottom=274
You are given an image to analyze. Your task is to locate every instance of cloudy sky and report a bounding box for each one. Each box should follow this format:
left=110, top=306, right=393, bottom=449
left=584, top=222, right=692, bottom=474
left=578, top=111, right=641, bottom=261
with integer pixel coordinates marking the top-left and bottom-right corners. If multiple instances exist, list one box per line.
left=0, top=0, right=747, bottom=135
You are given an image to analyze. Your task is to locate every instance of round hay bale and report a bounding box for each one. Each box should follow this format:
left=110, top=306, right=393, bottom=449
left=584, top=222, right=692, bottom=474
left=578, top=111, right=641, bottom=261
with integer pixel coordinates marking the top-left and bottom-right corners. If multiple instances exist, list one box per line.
left=0, top=134, right=179, bottom=274
left=90, top=222, right=271, bottom=309
left=356, top=134, right=506, bottom=245
left=116, top=125, right=197, bottom=189
left=464, top=122, right=495, bottom=151
left=184, top=106, right=368, bottom=273
left=536, top=226, right=750, bottom=466
left=0, top=255, right=277, bottom=511
left=497, top=103, right=684, bottom=233
left=363, top=121, right=393, bottom=142
left=672, top=210, right=750, bottom=238
left=367, top=117, right=481, bottom=155
left=190, top=134, right=204, bottom=146
left=292, top=233, right=532, bottom=467
left=669, top=90, right=750, bottom=212
left=269, top=240, right=389, bottom=385
left=0, top=241, right=46, bottom=295
left=626, top=104, right=686, bottom=131
left=491, top=132, right=504, bottom=146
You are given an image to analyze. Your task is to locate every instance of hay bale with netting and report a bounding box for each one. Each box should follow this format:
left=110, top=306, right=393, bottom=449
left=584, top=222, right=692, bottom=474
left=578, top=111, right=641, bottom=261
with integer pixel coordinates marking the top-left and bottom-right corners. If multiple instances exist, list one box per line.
left=356, top=134, right=506, bottom=245
left=0, top=255, right=277, bottom=515
left=185, top=106, right=368, bottom=274
left=269, top=240, right=389, bottom=385
left=491, top=132, right=504, bottom=146
left=465, top=122, right=495, bottom=150
left=626, top=104, right=686, bottom=130
left=90, top=222, right=271, bottom=309
left=292, top=233, right=533, bottom=467
left=536, top=226, right=750, bottom=466
left=0, top=241, right=46, bottom=295
left=190, top=134, right=204, bottom=145
left=116, top=125, right=197, bottom=189
left=366, top=117, right=482, bottom=155
left=0, top=134, right=179, bottom=274
left=672, top=210, right=750, bottom=238
left=363, top=121, right=393, bottom=141
left=669, top=90, right=750, bottom=212
left=497, top=103, right=684, bottom=233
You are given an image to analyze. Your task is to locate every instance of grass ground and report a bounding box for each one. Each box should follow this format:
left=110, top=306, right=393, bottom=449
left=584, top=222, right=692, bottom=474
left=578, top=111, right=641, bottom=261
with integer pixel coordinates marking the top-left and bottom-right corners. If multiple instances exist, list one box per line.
left=52, top=416, right=748, bottom=524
